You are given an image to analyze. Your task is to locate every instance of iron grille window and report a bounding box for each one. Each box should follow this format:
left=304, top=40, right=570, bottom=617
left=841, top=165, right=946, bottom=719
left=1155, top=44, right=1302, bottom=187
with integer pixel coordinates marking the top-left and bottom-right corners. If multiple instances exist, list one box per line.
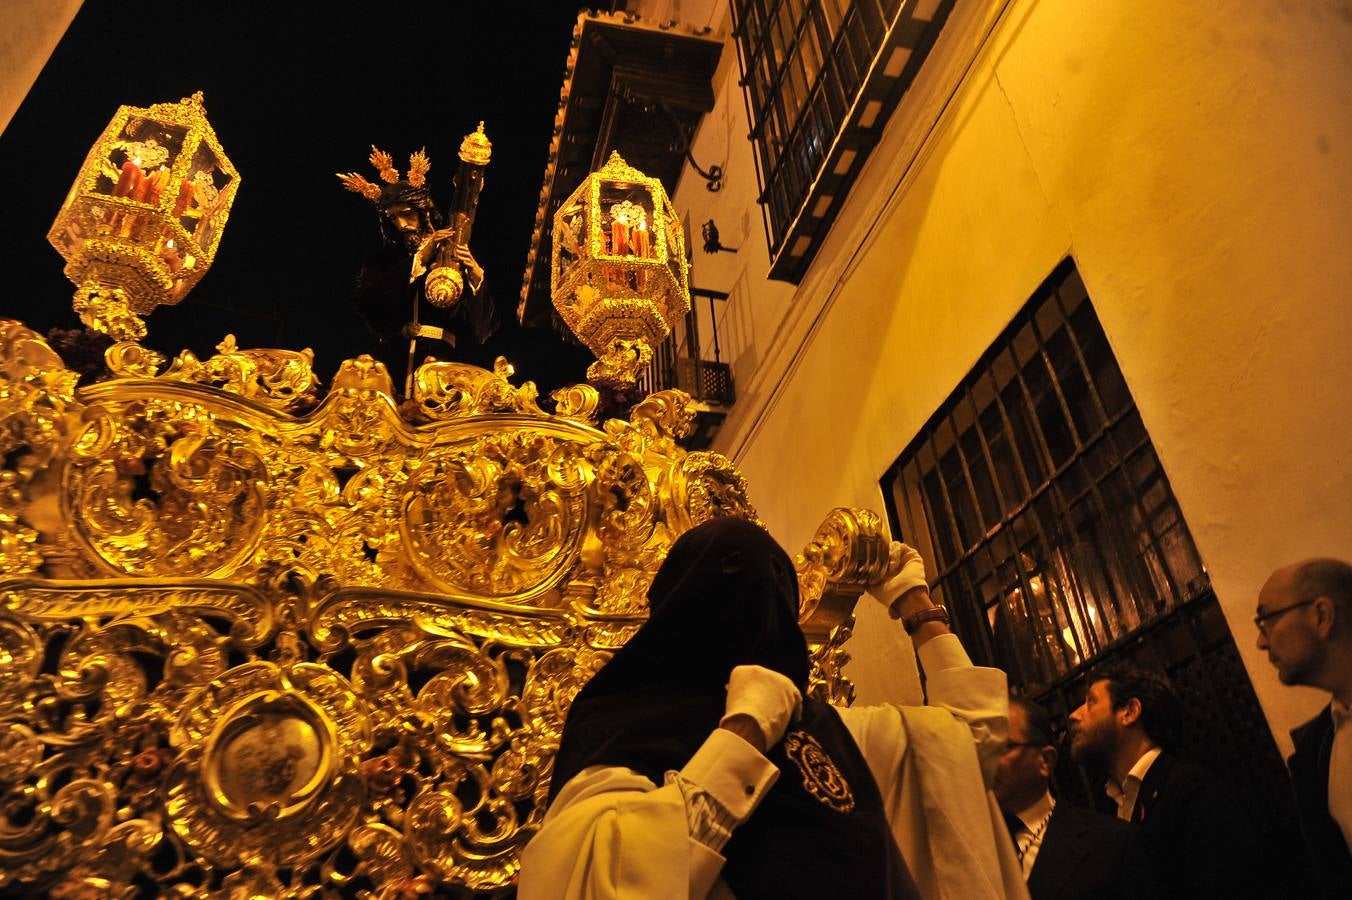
left=730, top=0, right=955, bottom=281
left=881, top=261, right=1211, bottom=693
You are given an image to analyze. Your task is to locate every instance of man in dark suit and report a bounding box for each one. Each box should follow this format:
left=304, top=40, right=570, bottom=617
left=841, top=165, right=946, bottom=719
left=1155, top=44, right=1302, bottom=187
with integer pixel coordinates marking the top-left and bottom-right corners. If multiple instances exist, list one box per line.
left=993, top=695, right=1160, bottom=899
left=1257, top=558, right=1352, bottom=897
left=1068, top=665, right=1260, bottom=900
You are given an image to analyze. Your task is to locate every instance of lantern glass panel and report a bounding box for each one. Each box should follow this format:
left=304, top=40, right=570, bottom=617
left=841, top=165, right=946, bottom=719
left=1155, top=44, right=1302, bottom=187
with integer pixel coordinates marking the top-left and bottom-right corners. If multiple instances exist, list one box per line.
left=664, top=205, right=683, bottom=289
left=179, top=141, right=231, bottom=249
left=597, top=183, right=655, bottom=260
left=96, top=119, right=188, bottom=201
left=554, top=196, right=586, bottom=289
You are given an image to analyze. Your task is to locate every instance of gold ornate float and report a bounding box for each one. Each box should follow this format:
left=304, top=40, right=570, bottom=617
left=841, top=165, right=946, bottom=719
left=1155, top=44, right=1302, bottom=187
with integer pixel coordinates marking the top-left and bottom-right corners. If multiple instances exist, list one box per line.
left=0, top=323, right=889, bottom=896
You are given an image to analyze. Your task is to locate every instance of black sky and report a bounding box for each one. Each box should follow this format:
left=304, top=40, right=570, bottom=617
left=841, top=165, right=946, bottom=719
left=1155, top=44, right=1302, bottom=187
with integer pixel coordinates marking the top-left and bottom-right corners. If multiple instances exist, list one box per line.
left=0, top=1, right=596, bottom=392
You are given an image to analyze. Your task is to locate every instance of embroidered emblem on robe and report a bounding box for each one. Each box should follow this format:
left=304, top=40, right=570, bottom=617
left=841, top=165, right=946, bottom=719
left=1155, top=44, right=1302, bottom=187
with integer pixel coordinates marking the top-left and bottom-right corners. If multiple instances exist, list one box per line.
left=784, top=729, right=855, bottom=812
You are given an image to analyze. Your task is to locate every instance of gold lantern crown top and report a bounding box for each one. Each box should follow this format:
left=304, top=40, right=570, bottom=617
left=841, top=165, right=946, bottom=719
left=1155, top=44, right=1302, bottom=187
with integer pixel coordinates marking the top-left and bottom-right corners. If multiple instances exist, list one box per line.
left=595, top=150, right=647, bottom=185
left=459, top=122, right=492, bottom=166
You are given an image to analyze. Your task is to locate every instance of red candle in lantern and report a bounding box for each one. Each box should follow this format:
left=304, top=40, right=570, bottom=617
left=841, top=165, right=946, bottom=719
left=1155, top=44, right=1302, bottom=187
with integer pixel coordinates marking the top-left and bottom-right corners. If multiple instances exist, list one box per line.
left=146, top=167, right=170, bottom=206
left=113, top=159, right=143, bottom=198
left=610, top=218, right=630, bottom=256
left=132, top=170, right=155, bottom=203
left=164, top=238, right=182, bottom=273
left=173, top=180, right=193, bottom=217
left=633, top=219, right=650, bottom=258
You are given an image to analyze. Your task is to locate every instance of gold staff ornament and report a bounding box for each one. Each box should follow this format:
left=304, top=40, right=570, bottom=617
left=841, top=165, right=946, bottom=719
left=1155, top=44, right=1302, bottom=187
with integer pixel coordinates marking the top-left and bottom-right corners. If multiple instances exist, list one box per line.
left=425, top=122, right=493, bottom=307
left=47, top=92, right=240, bottom=341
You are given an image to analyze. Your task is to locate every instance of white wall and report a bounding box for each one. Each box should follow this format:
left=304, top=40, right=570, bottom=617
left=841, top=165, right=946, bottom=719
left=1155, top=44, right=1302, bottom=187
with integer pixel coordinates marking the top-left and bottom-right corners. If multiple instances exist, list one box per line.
left=0, top=0, right=84, bottom=137
left=671, top=0, right=1352, bottom=751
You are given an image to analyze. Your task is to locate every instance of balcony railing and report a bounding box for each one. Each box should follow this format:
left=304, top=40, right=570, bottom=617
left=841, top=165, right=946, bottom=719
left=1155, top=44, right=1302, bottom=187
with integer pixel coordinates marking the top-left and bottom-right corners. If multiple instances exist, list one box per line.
left=639, top=287, right=734, bottom=448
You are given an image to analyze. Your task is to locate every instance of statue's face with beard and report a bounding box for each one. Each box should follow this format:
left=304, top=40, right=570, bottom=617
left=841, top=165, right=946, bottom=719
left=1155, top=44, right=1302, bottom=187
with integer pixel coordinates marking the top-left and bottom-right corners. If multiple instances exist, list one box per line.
left=382, top=201, right=428, bottom=253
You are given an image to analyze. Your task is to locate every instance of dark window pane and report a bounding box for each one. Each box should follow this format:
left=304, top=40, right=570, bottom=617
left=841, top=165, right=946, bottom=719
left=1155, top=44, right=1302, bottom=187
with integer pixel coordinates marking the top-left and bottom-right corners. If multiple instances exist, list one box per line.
left=935, top=420, right=981, bottom=552
left=959, top=421, right=1001, bottom=532
left=1045, top=323, right=1102, bottom=441
left=1072, top=303, right=1132, bottom=418
left=1023, top=354, right=1077, bottom=468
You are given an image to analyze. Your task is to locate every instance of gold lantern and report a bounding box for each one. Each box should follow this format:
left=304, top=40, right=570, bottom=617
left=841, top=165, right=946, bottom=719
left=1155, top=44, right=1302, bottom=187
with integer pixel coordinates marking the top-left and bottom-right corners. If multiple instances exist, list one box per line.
left=47, top=91, right=240, bottom=341
left=551, top=151, right=690, bottom=387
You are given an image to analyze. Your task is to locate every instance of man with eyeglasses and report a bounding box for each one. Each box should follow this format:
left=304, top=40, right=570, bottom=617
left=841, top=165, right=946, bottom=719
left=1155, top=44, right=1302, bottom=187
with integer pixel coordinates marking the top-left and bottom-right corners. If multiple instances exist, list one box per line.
left=1256, top=558, right=1352, bottom=897
left=993, top=695, right=1159, bottom=899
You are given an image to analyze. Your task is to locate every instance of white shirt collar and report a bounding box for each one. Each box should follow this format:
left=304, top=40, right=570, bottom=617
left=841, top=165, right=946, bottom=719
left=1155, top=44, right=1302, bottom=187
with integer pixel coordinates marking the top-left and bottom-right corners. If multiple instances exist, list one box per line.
left=1013, top=790, right=1055, bottom=831
left=1331, top=698, right=1351, bottom=730
left=1106, top=746, right=1162, bottom=803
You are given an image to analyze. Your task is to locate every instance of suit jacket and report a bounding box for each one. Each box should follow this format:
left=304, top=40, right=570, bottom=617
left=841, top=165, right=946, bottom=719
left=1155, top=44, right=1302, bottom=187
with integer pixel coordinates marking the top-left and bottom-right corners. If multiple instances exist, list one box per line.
left=1026, top=803, right=1161, bottom=900
left=1130, top=751, right=1260, bottom=900
left=1289, top=705, right=1352, bottom=898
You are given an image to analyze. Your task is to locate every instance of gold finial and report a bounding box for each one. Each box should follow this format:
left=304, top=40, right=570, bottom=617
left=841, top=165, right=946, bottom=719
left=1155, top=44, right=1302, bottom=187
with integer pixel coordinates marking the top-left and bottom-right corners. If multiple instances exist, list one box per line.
left=459, top=122, right=492, bottom=166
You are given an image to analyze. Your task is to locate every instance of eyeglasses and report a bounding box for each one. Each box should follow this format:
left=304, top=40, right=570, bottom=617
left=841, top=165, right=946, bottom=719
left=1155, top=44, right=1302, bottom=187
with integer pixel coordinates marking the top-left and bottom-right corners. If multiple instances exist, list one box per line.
left=1006, top=740, right=1053, bottom=751
left=1253, top=599, right=1317, bottom=635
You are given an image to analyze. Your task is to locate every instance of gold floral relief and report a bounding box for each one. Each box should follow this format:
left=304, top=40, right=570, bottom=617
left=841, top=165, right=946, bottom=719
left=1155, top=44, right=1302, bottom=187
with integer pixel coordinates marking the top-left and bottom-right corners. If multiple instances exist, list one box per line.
left=401, top=430, right=591, bottom=600
left=0, top=325, right=891, bottom=895
left=63, top=399, right=270, bottom=578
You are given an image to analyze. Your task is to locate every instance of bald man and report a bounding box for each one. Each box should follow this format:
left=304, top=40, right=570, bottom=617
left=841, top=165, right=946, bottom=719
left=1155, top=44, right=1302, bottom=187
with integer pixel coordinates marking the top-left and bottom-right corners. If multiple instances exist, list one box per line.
left=1256, top=558, right=1352, bottom=897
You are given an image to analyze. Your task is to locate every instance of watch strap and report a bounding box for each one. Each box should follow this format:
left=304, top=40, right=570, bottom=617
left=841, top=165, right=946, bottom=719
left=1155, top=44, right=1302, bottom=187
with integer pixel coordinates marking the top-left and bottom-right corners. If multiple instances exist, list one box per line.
left=902, top=604, right=949, bottom=635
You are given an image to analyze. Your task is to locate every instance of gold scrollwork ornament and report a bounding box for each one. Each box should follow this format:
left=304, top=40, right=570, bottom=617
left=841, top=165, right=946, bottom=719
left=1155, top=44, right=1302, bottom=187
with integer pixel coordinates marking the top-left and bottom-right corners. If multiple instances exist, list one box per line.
left=402, top=431, right=588, bottom=599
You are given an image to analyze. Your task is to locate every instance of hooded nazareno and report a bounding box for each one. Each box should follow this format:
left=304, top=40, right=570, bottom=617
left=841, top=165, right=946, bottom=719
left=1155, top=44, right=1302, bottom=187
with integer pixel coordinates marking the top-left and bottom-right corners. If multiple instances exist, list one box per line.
left=550, top=516, right=920, bottom=899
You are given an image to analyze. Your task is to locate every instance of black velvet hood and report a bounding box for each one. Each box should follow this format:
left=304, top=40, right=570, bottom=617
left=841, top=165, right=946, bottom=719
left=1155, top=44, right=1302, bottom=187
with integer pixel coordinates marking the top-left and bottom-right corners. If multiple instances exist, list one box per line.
left=549, top=517, right=918, bottom=899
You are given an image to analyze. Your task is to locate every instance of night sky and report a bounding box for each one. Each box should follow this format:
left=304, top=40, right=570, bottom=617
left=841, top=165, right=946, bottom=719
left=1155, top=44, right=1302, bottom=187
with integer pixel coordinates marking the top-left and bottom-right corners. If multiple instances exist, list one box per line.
left=1, top=2, right=597, bottom=393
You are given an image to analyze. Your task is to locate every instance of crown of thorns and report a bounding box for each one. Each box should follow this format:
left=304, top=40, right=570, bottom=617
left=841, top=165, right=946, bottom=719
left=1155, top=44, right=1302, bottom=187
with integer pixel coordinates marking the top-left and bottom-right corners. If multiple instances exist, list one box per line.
left=336, top=146, right=432, bottom=202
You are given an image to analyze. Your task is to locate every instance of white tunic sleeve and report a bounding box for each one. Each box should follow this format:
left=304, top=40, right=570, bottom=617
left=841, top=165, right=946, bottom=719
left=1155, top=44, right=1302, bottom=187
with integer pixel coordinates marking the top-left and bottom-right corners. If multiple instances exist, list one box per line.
left=518, top=729, right=778, bottom=900
left=835, top=633, right=1026, bottom=900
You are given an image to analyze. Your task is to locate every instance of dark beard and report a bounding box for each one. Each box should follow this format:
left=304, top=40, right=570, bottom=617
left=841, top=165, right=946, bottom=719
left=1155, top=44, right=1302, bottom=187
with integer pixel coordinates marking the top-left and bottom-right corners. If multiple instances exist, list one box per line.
left=1069, top=731, right=1109, bottom=769
left=400, top=229, right=424, bottom=254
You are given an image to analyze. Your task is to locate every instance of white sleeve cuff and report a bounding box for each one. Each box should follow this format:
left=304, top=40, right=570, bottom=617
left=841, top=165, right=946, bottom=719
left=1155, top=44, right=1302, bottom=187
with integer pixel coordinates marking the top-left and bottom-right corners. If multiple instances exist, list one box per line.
left=916, top=632, right=972, bottom=673
left=679, top=727, right=779, bottom=821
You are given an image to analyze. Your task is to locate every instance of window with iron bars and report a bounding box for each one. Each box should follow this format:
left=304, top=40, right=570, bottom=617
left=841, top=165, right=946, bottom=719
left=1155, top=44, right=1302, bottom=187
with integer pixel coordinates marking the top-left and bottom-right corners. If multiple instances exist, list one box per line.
left=730, top=0, right=956, bottom=281
left=881, top=261, right=1211, bottom=694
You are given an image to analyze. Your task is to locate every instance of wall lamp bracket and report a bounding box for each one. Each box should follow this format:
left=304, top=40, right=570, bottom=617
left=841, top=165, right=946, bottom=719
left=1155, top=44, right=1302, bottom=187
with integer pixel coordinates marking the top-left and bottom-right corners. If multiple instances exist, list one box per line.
left=701, top=220, right=739, bottom=255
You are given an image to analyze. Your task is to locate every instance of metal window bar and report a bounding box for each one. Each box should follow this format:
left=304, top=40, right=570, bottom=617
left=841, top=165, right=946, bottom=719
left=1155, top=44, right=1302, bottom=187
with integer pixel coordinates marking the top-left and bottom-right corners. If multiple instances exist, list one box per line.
left=732, top=0, right=888, bottom=241
left=1001, top=339, right=1149, bottom=673
left=1025, top=290, right=1187, bottom=609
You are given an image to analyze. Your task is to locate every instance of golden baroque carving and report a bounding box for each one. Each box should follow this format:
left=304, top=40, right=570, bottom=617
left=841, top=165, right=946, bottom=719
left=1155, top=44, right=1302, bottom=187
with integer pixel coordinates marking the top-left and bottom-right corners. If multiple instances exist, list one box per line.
left=410, top=356, right=544, bottom=423
left=63, top=396, right=270, bottom=578
left=154, top=334, right=321, bottom=413
left=0, top=327, right=892, bottom=895
left=0, top=322, right=83, bottom=576
left=549, top=382, right=601, bottom=426
left=402, top=430, right=589, bottom=599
